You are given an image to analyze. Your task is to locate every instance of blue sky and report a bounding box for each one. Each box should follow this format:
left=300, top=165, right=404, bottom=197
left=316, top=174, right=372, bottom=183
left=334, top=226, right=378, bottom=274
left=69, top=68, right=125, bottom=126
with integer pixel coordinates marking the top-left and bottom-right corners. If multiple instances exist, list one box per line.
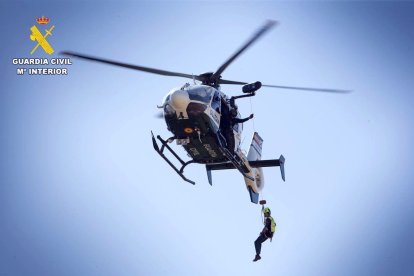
left=1, top=1, right=414, bottom=275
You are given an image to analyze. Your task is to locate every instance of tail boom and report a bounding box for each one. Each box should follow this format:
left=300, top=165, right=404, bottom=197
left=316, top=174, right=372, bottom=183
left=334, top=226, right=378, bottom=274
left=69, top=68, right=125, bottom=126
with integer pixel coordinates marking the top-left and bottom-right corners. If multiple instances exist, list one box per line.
left=205, top=132, right=285, bottom=203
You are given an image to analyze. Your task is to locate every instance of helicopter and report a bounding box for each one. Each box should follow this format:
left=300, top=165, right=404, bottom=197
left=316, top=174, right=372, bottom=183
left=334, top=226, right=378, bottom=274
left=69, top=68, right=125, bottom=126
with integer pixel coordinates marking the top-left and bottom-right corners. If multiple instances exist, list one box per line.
left=62, top=20, right=349, bottom=204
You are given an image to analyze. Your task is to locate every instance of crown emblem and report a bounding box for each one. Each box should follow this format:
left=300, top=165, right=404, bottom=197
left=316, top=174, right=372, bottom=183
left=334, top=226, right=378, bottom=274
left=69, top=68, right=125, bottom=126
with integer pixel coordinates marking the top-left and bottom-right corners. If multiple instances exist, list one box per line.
left=36, top=16, right=50, bottom=25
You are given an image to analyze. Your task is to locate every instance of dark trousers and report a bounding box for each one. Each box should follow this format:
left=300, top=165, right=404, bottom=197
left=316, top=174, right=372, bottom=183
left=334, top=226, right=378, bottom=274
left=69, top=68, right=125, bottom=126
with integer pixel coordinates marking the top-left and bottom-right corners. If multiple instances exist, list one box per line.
left=254, top=234, right=268, bottom=255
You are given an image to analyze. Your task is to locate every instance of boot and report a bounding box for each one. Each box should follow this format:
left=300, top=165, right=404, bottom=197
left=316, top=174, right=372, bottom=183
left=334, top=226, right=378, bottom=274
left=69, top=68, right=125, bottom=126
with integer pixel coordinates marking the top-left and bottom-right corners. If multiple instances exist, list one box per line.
left=253, top=254, right=261, bottom=262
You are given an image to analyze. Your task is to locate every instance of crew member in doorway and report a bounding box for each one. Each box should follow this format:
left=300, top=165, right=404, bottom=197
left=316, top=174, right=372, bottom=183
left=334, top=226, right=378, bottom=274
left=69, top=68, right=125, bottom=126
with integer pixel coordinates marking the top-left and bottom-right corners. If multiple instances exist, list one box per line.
left=232, top=113, right=254, bottom=125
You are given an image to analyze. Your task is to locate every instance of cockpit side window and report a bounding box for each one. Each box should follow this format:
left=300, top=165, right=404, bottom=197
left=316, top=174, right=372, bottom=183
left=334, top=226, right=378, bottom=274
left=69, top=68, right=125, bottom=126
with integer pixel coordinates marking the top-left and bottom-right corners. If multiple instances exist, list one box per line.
left=211, top=91, right=221, bottom=113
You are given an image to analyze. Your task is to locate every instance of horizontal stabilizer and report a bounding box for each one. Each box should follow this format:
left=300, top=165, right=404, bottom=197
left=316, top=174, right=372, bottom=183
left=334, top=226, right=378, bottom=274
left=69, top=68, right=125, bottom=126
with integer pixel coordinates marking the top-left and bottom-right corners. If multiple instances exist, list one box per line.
left=249, top=159, right=281, bottom=168
left=206, top=154, right=286, bottom=181
left=206, top=158, right=283, bottom=170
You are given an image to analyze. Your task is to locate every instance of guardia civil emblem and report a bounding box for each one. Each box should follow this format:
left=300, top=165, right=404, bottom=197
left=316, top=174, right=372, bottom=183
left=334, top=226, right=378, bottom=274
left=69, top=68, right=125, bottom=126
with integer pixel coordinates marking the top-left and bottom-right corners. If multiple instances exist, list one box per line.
left=30, top=16, right=55, bottom=55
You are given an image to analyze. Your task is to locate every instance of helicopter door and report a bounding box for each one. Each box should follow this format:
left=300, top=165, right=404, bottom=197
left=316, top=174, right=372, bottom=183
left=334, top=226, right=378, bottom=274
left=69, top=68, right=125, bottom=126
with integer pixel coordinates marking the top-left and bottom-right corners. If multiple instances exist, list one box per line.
left=209, top=91, right=221, bottom=128
left=211, top=91, right=221, bottom=114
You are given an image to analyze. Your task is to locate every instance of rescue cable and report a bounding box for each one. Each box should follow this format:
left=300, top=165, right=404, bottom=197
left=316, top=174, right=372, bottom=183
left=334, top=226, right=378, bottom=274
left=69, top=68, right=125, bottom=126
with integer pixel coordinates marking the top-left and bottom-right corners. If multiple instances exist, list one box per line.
left=249, top=97, right=256, bottom=132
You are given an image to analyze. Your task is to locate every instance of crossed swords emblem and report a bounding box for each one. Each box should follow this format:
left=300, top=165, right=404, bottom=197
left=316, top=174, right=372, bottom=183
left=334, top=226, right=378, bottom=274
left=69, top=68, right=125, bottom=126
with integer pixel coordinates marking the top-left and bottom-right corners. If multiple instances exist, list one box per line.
left=30, top=25, right=55, bottom=55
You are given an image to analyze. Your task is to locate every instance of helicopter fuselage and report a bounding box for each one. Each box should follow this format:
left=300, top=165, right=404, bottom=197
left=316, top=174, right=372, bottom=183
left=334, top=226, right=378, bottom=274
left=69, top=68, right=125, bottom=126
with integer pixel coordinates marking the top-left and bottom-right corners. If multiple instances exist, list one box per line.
left=162, top=84, right=242, bottom=164
left=150, top=83, right=285, bottom=202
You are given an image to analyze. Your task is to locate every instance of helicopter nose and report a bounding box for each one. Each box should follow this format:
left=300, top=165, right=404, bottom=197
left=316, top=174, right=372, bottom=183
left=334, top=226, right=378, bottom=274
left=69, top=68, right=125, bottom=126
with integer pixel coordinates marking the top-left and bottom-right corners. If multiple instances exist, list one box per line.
left=170, top=90, right=190, bottom=110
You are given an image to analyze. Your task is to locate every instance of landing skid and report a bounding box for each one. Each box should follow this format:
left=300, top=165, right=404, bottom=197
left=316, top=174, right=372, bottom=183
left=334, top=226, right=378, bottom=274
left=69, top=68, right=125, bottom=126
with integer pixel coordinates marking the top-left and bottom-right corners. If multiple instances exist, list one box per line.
left=151, top=131, right=254, bottom=185
left=151, top=131, right=196, bottom=185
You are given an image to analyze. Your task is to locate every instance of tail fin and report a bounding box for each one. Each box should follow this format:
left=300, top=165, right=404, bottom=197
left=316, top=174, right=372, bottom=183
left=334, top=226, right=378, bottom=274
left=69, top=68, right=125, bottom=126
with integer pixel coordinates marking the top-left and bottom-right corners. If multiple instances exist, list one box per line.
left=247, top=132, right=285, bottom=181
left=245, top=132, right=265, bottom=197
left=247, top=132, right=263, bottom=161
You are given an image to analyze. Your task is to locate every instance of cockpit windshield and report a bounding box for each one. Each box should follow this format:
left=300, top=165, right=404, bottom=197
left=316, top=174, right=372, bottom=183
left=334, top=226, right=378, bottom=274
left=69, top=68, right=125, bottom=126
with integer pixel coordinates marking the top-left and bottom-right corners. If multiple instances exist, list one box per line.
left=186, top=86, right=213, bottom=103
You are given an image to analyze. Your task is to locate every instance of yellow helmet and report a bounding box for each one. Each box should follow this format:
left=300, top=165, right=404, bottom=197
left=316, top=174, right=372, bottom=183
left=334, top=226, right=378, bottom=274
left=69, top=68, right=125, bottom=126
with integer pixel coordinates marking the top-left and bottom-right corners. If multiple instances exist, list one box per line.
left=264, top=207, right=271, bottom=214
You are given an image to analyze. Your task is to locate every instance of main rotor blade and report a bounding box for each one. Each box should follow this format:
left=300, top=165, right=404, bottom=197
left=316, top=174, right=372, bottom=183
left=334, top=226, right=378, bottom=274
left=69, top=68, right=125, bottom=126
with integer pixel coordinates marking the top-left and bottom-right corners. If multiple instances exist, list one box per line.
left=219, top=79, right=350, bottom=93
left=61, top=51, right=197, bottom=80
left=211, top=20, right=277, bottom=82
left=261, top=84, right=351, bottom=93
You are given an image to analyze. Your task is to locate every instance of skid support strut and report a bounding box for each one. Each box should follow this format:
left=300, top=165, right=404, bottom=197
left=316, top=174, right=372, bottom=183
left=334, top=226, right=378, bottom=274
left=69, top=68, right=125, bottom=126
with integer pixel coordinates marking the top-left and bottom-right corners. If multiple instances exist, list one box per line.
left=151, top=131, right=196, bottom=185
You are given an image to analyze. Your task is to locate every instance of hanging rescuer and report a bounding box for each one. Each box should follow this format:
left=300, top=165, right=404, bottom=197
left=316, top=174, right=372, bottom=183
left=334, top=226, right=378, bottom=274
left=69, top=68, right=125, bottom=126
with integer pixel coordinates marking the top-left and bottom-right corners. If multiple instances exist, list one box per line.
left=253, top=200, right=276, bottom=262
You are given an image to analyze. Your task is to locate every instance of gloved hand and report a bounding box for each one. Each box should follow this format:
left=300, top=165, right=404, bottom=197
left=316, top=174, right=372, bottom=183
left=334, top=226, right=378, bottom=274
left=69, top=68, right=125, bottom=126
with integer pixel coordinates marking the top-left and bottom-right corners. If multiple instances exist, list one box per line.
left=249, top=114, right=254, bottom=119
